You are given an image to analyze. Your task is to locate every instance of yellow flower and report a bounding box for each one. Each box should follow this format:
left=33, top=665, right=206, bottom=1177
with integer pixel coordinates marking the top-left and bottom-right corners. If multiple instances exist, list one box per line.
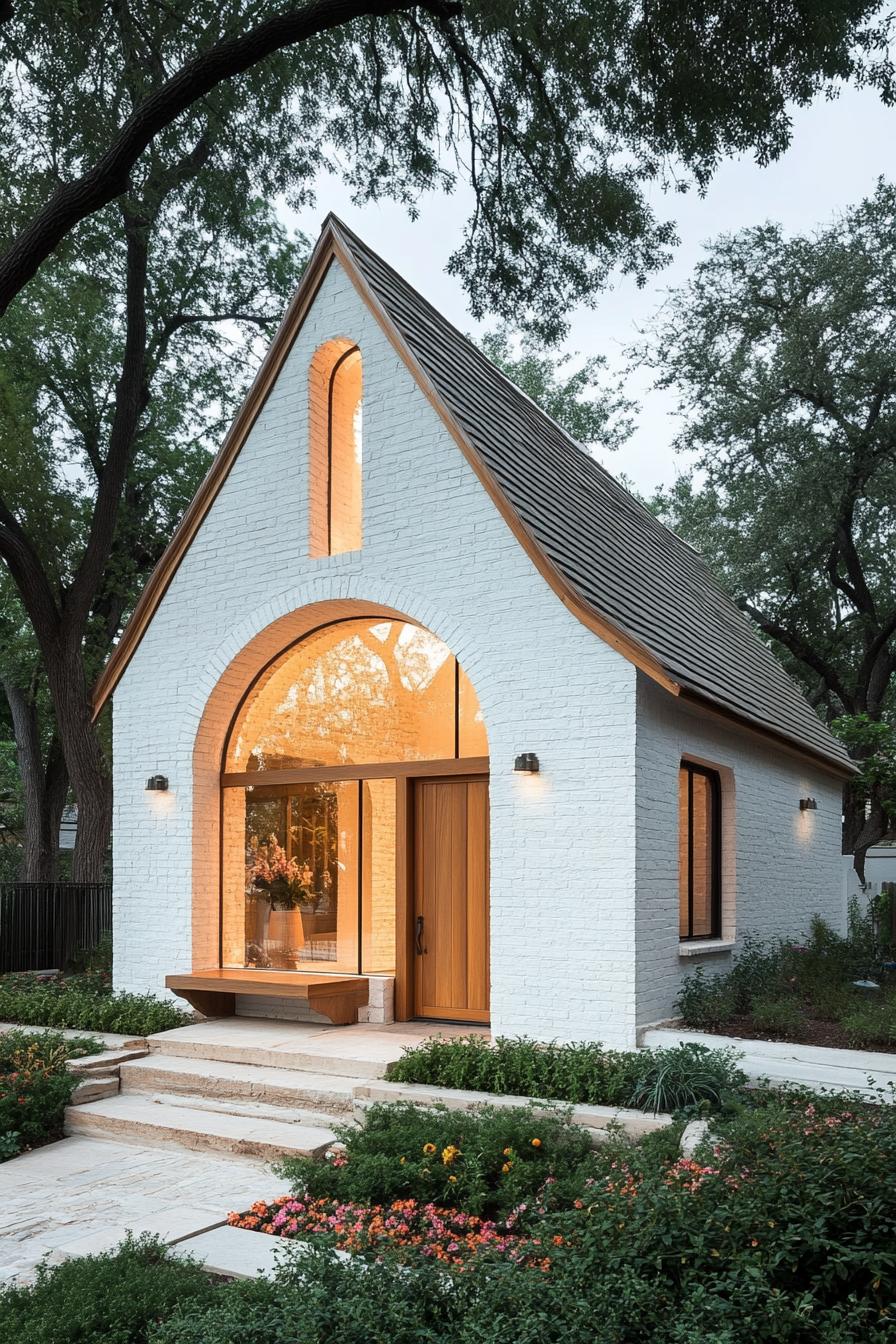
left=448, top=1175, right=457, bottom=1184
left=422, top=1143, right=436, bottom=1155
left=442, top=1145, right=461, bottom=1165
left=530, top=1138, right=542, bottom=1148
left=710, top=1249, right=720, bottom=1258
left=399, top=1157, right=406, bottom=1165
left=502, top=1162, right=512, bottom=1174
left=503, top=1147, right=513, bottom=1157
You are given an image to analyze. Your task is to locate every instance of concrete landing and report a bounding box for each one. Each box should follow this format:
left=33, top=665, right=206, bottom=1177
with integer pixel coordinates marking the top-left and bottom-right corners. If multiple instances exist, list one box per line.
left=147, top=1017, right=482, bottom=1078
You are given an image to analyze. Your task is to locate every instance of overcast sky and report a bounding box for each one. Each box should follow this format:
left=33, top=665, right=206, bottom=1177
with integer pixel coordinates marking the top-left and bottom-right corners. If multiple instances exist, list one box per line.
left=289, top=84, right=895, bottom=495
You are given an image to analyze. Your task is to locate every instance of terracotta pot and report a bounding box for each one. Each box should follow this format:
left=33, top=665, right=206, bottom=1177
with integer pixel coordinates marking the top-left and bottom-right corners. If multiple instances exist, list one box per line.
left=268, top=909, right=304, bottom=951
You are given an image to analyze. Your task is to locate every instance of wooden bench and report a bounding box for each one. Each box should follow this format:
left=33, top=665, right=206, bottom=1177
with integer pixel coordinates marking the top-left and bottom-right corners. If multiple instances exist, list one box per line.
left=165, top=969, right=369, bottom=1025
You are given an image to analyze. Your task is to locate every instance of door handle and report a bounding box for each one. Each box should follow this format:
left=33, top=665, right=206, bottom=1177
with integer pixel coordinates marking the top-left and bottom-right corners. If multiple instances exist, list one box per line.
left=415, top=915, right=426, bottom=955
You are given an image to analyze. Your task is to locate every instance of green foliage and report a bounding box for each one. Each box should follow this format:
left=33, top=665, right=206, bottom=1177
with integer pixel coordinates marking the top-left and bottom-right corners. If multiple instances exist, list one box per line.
left=152, top=1251, right=454, bottom=1344
left=750, top=996, right=805, bottom=1037
left=276, top=1101, right=594, bottom=1219
left=5, top=4, right=892, bottom=341
left=841, top=1003, right=896, bottom=1048
left=385, top=1033, right=743, bottom=1114
left=677, top=906, right=896, bottom=1041
left=166, top=1092, right=896, bottom=1343
left=14, top=1094, right=896, bottom=1343
left=0, top=1029, right=100, bottom=1159
left=0, top=975, right=190, bottom=1036
left=0, top=1235, right=216, bottom=1344
left=627, top=1044, right=745, bottom=1115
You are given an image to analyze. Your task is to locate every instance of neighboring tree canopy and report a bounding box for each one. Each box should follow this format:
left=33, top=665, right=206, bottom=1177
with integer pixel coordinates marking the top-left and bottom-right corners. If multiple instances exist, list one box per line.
left=1, top=2, right=893, bottom=334
left=645, top=180, right=896, bottom=876
left=478, top=329, right=633, bottom=452
left=0, top=2, right=893, bottom=878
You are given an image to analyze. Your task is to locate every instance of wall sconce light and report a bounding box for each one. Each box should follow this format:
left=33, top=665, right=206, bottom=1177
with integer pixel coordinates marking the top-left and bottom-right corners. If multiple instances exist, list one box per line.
left=799, top=797, right=817, bottom=811
left=514, top=753, right=540, bottom=774
left=146, top=774, right=169, bottom=792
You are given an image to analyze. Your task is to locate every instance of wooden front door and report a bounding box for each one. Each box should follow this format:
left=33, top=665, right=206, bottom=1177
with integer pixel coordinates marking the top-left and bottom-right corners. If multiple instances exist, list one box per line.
left=412, top=777, right=489, bottom=1023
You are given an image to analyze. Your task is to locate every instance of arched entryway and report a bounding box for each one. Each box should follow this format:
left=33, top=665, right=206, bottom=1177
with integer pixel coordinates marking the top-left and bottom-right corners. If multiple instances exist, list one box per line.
left=218, top=615, right=490, bottom=1023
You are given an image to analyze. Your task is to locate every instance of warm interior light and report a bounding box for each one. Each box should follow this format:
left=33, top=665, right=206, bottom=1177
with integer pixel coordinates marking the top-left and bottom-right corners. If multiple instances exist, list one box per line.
left=146, top=774, right=169, bottom=792
left=514, top=753, right=540, bottom=774
left=799, top=797, right=817, bottom=811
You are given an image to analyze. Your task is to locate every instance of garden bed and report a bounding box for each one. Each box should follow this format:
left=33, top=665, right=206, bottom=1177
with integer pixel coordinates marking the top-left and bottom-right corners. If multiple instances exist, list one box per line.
left=0, top=1028, right=102, bottom=1160
left=676, top=904, right=896, bottom=1055
left=6, top=1087, right=896, bottom=1341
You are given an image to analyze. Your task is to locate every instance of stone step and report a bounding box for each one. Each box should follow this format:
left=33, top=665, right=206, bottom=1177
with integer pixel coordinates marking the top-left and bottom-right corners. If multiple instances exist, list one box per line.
left=70, top=1073, right=120, bottom=1105
left=137, top=1089, right=352, bottom=1133
left=119, top=1053, right=360, bottom=1115
left=64, top=1095, right=338, bottom=1161
left=147, top=1021, right=401, bottom=1079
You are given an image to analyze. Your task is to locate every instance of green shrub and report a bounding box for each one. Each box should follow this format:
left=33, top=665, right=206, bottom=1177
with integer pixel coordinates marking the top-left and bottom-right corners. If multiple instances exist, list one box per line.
left=840, top=1004, right=896, bottom=1048
left=153, top=1249, right=456, bottom=1344
left=385, top=1035, right=743, bottom=1115
left=276, top=1101, right=594, bottom=1219
left=0, top=1029, right=102, bottom=1159
left=676, top=912, right=896, bottom=1037
left=750, top=996, right=804, bottom=1036
left=386, top=1033, right=643, bottom=1106
left=627, top=1043, right=745, bottom=1114
left=0, top=1236, right=216, bottom=1344
left=0, top=976, right=190, bottom=1036
left=161, top=1094, right=896, bottom=1343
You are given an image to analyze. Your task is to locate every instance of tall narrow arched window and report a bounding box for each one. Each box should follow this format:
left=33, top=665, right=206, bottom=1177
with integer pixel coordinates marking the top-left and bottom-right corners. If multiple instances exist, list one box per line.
left=308, top=340, right=362, bottom=555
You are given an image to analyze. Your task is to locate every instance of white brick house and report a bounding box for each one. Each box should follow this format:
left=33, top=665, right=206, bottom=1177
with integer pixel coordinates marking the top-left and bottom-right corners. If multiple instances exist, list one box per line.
left=95, top=216, right=854, bottom=1050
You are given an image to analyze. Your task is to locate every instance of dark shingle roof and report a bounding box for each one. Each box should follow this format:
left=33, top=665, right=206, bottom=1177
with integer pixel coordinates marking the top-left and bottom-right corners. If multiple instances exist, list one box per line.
left=332, top=216, right=852, bottom=774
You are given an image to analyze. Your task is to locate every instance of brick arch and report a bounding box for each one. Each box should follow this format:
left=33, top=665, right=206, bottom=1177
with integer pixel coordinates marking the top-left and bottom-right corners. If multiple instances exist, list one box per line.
left=188, top=584, right=490, bottom=969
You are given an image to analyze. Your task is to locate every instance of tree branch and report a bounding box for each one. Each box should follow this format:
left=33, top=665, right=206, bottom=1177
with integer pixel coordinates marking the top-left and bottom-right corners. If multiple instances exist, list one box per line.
left=740, top=599, right=854, bottom=712
left=0, top=0, right=461, bottom=315
left=64, top=203, right=150, bottom=633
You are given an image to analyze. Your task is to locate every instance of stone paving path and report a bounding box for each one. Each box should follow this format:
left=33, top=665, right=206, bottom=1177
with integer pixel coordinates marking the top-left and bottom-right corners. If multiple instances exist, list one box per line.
left=0, top=1135, right=277, bottom=1285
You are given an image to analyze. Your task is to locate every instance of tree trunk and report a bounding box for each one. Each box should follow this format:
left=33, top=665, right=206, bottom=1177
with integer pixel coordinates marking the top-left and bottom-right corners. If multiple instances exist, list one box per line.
left=42, top=644, right=111, bottom=882
left=2, top=679, right=70, bottom=881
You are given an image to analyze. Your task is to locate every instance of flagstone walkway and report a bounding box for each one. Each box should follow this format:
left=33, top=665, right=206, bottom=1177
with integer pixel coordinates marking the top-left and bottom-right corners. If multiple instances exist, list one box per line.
left=0, top=1134, right=277, bottom=1285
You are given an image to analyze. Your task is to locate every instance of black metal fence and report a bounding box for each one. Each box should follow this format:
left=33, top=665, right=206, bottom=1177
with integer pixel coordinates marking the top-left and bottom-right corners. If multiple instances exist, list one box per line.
left=0, top=883, right=112, bottom=974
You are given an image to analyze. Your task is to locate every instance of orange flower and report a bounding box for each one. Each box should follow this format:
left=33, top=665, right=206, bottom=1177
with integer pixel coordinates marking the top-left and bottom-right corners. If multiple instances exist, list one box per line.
left=503, top=1147, right=513, bottom=1157
left=530, top=1138, right=542, bottom=1148
left=423, top=1143, right=436, bottom=1155
left=502, top=1162, right=512, bottom=1174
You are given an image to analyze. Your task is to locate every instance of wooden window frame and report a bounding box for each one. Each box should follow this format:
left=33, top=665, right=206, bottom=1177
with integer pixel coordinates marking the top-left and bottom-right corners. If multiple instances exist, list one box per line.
left=679, top=761, right=722, bottom=941
left=325, top=344, right=361, bottom=555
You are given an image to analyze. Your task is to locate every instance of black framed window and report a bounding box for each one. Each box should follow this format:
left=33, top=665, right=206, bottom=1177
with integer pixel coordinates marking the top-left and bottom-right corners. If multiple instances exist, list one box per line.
left=678, top=762, right=722, bottom=940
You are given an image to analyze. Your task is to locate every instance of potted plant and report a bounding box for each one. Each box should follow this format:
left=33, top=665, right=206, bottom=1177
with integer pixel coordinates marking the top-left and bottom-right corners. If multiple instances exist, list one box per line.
left=246, top=835, right=316, bottom=954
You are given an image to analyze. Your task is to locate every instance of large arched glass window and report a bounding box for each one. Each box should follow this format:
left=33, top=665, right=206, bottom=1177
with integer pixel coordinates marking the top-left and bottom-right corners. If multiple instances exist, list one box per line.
left=221, top=619, right=488, bottom=977
left=226, top=619, right=487, bottom=772
left=308, top=341, right=362, bottom=555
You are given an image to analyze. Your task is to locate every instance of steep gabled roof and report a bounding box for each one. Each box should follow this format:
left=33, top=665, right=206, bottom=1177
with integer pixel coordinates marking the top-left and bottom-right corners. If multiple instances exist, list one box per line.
left=92, top=215, right=854, bottom=777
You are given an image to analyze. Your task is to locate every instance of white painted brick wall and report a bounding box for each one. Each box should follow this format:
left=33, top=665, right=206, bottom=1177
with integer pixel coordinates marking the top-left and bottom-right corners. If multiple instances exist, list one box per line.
left=112, top=257, right=845, bottom=1049
left=113, top=260, right=640, bottom=1048
left=634, top=674, right=845, bottom=1027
